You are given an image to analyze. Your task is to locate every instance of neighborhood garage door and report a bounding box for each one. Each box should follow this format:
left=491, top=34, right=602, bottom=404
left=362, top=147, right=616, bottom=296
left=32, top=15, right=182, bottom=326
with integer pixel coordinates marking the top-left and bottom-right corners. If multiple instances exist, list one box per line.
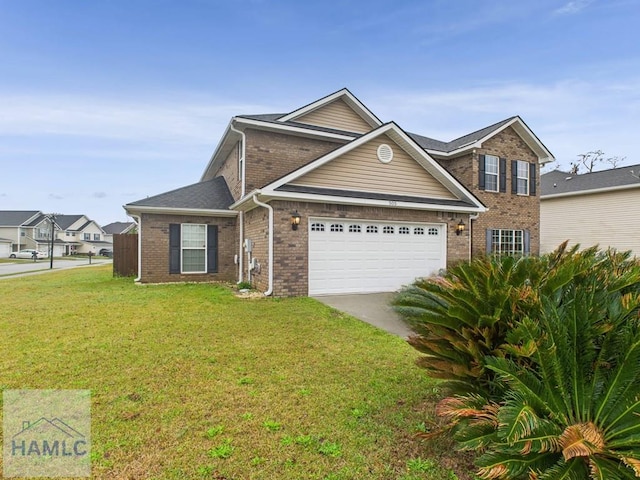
left=308, top=218, right=446, bottom=295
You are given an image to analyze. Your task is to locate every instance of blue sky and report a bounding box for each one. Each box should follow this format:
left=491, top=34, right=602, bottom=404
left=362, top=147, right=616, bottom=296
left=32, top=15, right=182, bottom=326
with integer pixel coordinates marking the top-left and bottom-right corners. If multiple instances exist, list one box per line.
left=1, top=0, right=638, bottom=225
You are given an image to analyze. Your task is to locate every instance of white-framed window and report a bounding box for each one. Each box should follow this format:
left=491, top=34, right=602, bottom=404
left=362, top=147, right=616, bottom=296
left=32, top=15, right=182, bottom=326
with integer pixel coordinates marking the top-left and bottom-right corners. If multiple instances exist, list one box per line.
left=516, top=161, right=529, bottom=195
left=490, top=229, right=524, bottom=256
left=311, top=223, right=325, bottom=232
left=181, top=224, right=207, bottom=273
left=428, top=227, right=439, bottom=236
left=348, top=224, right=361, bottom=233
left=383, top=226, right=394, bottom=234
left=414, top=227, right=425, bottom=235
left=484, top=154, right=499, bottom=192
left=366, top=225, right=378, bottom=234
left=398, top=226, right=410, bottom=235
left=330, top=224, right=344, bottom=232
left=93, top=233, right=100, bottom=241
left=83, top=233, right=90, bottom=240
left=169, top=223, right=217, bottom=274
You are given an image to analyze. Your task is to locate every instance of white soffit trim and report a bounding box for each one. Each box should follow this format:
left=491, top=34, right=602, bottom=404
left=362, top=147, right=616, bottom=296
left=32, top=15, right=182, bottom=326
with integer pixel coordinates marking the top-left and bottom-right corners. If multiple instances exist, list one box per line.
left=278, top=88, right=382, bottom=128
left=123, top=205, right=238, bottom=217
left=541, top=182, right=640, bottom=200
left=262, top=122, right=485, bottom=211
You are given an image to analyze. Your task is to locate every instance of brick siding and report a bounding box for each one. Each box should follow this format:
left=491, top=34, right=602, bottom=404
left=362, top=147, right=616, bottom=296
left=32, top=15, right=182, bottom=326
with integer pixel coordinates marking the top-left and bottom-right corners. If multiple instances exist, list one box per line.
left=244, top=130, right=345, bottom=192
left=242, top=200, right=470, bottom=297
left=139, top=213, right=237, bottom=284
left=441, top=126, right=540, bottom=256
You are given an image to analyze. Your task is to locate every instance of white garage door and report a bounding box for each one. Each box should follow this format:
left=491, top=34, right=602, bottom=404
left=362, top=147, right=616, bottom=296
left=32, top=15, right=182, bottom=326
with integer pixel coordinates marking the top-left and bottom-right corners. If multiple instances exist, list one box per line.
left=308, top=218, right=446, bottom=295
left=0, top=243, right=10, bottom=258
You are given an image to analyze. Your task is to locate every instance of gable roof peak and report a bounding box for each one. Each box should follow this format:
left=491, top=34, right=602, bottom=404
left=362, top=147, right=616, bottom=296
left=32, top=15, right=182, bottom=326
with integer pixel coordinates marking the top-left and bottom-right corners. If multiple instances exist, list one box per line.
left=278, top=88, right=382, bottom=129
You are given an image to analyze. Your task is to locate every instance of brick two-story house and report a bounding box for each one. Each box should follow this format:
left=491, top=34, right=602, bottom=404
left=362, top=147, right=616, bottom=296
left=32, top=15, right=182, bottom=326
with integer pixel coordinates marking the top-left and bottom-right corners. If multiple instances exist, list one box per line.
left=124, top=89, right=553, bottom=296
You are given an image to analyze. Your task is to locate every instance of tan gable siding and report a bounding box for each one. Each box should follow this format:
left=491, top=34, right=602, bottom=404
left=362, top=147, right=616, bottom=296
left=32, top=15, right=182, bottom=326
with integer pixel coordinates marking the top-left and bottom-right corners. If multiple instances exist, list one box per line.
left=289, top=135, right=458, bottom=200
left=541, top=188, right=640, bottom=256
left=294, top=99, right=373, bottom=133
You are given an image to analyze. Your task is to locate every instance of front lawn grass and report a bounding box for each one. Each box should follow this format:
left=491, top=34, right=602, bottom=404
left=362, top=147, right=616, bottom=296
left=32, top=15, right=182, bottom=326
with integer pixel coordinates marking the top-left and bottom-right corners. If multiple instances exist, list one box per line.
left=0, top=267, right=469, bottom=479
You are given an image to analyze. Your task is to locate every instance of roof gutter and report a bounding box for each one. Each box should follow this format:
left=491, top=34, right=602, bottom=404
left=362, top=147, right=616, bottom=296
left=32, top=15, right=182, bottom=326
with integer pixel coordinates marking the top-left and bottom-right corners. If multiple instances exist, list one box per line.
left=251, top=194, right=273, bottom=296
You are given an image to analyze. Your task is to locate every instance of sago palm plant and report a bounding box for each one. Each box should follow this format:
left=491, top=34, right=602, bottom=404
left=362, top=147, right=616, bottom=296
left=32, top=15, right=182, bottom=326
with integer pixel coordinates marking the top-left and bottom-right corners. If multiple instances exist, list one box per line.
left=439, top=284, right=640, bottom=479
left=393, top=242, right=640, bottom=398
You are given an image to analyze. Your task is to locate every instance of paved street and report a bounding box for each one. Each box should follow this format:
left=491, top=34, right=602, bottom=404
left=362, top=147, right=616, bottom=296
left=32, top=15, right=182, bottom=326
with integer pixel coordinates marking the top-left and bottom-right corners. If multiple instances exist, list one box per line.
left=0, top=258, right=112, bottom=279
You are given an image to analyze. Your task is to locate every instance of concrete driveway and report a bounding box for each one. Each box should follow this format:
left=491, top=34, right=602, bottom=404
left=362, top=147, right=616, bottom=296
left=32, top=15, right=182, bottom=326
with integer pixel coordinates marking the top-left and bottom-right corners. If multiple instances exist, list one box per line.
left=314, top=292, right=413, bottom=338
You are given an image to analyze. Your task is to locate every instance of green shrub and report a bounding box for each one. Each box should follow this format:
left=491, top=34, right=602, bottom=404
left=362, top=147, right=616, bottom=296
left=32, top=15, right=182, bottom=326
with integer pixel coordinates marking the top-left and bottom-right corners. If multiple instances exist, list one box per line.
left=393, top=242, right=640, bottom=398
left=440, top=283, right=640, bottom=478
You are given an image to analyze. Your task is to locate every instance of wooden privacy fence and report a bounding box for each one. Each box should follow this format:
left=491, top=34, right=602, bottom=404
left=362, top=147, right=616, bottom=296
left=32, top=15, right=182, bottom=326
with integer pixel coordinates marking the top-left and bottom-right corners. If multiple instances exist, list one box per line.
left=113, top=234, right=138, bottom=277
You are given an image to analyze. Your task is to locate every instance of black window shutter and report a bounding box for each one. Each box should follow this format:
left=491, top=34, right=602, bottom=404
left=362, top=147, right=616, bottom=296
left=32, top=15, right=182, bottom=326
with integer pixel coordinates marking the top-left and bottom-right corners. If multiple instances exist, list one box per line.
left=511, top=160, right=518, bottom=194
left=500, top=157, right=507, bottom=193
left=524, top=230, right=531, bottom=255
left=169, top=224, right=181, bottom=274
left=486, top=229, right=493, bottom=253
left=529, top=163, right=537, bottom=196
left=478, top=155, right=486, bottom=190
left=207, top=225, right=218, bottom=273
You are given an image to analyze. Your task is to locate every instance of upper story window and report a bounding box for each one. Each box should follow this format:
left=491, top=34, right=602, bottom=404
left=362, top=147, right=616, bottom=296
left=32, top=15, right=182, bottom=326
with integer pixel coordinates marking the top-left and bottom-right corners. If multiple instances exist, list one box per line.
left=511, top=160, right=537, bottom=196
left=94, top=234, right=100, bottom=241
left=479, top=154, right=506, bottom=193
left=516, top=161, right=529, bottom=195
left=83, top=233, right=90, bottom=241
left=484, top=155, right=499, bottom=192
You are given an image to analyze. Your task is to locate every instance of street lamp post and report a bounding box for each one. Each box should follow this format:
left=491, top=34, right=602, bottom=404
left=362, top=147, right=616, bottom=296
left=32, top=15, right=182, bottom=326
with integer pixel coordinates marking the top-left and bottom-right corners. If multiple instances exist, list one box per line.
left=48, top=214, right=57, bottom=269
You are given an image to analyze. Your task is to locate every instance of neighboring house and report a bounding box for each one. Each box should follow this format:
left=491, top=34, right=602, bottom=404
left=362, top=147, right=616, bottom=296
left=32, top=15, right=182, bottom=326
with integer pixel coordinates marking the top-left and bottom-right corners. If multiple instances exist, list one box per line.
left=54, top=215, right=110, bottom=255
left=541, top=165, right=640, bottom=256
left=0, top=211, right=59, bottom=256
left=0, top=237, right=12, bottom=258
left=102, top=221, right=136, bottom=244
left=124, top=88, right=553, bottom=296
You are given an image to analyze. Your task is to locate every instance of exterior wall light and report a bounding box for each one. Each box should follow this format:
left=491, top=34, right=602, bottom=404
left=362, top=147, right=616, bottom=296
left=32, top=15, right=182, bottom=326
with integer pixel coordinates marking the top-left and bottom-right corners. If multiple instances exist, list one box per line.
left=291, top=211, right=301, bottom=231
left=456, top=219, right=465, bottom=236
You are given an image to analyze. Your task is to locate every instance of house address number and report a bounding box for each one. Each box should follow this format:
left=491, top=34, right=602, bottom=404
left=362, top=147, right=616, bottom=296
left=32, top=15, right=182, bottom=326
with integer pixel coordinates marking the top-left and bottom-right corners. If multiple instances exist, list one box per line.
left=389, top=201, right=397, bottom=206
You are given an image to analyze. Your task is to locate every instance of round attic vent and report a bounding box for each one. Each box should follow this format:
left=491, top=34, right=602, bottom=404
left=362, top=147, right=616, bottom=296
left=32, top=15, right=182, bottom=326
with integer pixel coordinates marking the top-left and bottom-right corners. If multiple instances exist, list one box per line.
left=377, top=144, right=394, bottom=164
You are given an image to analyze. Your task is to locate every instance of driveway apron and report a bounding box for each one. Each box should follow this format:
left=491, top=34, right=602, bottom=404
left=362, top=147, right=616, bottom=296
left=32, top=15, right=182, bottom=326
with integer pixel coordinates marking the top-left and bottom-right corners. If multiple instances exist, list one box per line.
left=314, top=292, right=412, bottom=338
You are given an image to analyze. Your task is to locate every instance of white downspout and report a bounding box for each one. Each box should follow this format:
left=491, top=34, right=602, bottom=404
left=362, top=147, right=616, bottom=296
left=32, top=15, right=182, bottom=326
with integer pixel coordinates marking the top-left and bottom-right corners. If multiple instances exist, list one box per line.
left=130, top=214, right=142, bottom=282
left=252, top=194, right=273, bottom=296
left=229, top=120, right=246, bottom=283
left=238, top=211, right=244, bottom=283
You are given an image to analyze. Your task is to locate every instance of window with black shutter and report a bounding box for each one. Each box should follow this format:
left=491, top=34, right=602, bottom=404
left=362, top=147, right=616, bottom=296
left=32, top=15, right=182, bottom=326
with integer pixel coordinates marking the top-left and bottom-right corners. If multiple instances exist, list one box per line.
left=169, top=223, right=218, bottom=274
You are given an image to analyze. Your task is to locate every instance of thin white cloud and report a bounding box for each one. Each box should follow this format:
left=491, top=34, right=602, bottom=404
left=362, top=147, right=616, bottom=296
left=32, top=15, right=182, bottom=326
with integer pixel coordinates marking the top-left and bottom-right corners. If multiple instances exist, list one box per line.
left=369, top=77, right=640, bottom=166
left=0, top=93, right=270, bottom=145
left=554, top=0, right=595, bottom=15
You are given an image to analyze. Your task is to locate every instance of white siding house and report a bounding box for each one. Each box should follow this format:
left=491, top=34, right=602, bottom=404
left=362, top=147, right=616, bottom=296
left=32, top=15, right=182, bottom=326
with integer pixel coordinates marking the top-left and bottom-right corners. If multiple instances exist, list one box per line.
left=541, top=165, right=640, bottom=256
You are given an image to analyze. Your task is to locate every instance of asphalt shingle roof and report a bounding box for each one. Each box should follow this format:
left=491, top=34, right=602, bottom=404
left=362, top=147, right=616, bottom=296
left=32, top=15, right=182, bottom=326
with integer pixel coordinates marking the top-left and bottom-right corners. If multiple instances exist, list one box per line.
left=102, top=222, right=135, bottom=234
left=55, top=215, right=86, bottom=230
left=240, top=113, right=517, bottom=154
left=127, top=177, right=234, bottom=210
left=277, top=185, right=476, bottom=208
left=541, top=164, right=640, bottom=196
left=0, top=210, right=41, bottom=227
